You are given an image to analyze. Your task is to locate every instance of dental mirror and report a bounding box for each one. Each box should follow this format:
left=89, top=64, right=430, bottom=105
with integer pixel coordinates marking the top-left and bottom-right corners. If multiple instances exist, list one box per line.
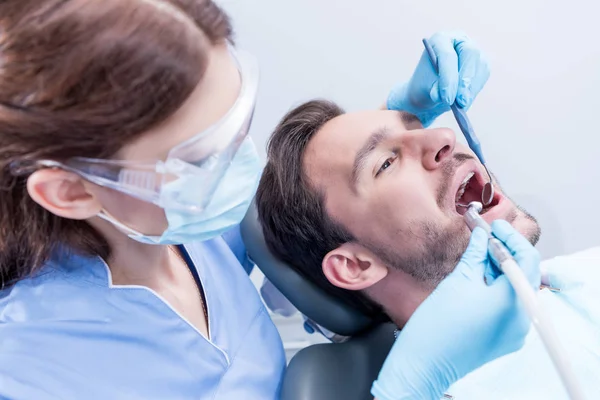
left=481, top=165, right=494, bottom=206
left=482, top=182, right=494, bottom=206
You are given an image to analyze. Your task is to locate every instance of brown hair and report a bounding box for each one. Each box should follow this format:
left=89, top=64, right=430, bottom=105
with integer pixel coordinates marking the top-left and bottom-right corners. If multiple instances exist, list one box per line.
left=0, top=0, right=233, bottom=287
left=256, top=100, right=385, bottom=319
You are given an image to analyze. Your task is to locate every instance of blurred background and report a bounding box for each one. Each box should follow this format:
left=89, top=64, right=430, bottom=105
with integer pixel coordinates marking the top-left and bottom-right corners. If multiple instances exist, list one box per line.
left=217, top=0, right=600, bottom=360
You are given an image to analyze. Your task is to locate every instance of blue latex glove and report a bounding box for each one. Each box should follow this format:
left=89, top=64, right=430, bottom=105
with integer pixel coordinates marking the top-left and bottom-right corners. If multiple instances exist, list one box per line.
left=387, top=31, right=490, bottom=127
left=372, top=223, right=541, bottom=400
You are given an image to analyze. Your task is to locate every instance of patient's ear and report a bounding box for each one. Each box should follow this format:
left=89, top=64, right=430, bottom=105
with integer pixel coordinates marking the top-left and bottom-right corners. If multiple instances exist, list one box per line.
left=27, top=169, right=102, bottom=220
left=322, top=243, right=388, bottom=291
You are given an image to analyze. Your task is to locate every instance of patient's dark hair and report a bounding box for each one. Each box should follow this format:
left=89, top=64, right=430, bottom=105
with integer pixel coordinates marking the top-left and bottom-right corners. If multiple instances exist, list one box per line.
left=256, top=100, right=385, bottom=319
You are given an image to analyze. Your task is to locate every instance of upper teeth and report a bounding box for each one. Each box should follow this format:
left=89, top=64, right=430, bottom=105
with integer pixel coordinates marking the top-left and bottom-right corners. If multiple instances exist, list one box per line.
left=456, top=172, right=474, bottom=202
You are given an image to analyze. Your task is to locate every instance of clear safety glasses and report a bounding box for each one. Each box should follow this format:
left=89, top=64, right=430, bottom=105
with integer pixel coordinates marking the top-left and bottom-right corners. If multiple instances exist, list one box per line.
left=22, top=46, right=260, bottom=213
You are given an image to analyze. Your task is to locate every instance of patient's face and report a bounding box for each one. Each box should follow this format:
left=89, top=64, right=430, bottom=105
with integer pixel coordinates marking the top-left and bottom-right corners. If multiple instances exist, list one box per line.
left=304, top=110, right=540, bottom=285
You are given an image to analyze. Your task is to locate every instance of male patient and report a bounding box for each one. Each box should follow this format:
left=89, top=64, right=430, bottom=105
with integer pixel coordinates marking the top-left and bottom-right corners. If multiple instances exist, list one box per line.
left=256, top=100, right=600, bottom=399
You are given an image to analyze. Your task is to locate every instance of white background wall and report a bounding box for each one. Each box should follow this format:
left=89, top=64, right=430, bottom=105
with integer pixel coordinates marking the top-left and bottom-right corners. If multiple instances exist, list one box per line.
left=217, top=0, right=600, bottom=353
left=219, top=0, right=599, bottom=258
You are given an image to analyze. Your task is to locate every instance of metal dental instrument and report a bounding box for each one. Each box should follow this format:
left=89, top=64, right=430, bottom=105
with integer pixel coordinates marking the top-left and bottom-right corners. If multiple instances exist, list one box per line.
left=463, top=201, right=585, bottom=400
left=422, top=39, right=495, bottom=206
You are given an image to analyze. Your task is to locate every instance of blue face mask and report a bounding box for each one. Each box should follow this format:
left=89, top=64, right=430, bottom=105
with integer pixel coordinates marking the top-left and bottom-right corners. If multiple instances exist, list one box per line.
left=98, top=137, right=262, bottom=245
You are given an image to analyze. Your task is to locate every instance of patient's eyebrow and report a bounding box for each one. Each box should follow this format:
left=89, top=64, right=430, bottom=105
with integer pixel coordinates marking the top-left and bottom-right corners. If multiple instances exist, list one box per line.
left=350, top=127, right=389, bottom=188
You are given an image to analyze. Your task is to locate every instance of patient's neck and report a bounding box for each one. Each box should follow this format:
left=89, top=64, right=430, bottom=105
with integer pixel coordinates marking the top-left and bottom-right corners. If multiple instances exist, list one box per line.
left=365, top=268, right=433, bottom=328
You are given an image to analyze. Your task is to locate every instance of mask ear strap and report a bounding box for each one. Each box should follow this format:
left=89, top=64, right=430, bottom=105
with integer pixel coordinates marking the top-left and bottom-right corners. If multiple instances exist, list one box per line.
left=97, top=210, right=146, bottom=238
left=97, top=210, right=164, bottom=245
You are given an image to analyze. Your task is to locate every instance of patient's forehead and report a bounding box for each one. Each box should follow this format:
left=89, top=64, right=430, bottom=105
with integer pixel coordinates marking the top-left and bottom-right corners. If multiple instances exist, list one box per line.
left=303, top=110, right=409, bottom=185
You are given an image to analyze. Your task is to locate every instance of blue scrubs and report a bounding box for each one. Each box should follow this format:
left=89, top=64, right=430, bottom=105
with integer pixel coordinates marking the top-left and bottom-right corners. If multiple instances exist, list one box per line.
left=0, top=227, right=286, bottom=399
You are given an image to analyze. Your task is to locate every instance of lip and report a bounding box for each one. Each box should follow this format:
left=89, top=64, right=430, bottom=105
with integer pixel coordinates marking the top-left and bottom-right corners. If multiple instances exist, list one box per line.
left=449, top=161, right=509, bottom=223
left=478, top=193, right=509, bottom=224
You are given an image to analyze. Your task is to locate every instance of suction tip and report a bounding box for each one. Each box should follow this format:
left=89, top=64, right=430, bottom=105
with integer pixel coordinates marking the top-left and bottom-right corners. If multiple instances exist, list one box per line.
left=467, top=201, right=483, bottom=213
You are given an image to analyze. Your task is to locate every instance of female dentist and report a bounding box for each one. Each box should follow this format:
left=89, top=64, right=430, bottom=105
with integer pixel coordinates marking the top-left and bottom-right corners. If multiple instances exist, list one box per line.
left=0, top=1, right=540, bottom=399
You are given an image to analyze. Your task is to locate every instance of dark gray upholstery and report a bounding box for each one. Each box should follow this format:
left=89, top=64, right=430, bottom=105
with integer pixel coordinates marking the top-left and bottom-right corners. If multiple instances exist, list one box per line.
left=240, top=200, right=375, bottom=336
left=280, top=323, right=397, bottom=400
left=240, top=201, right=396, bottom=400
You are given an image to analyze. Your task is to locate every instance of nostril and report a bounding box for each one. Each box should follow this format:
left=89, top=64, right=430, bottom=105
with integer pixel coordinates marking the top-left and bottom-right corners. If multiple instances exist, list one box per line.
left=435, top=145, right=451, bottom=162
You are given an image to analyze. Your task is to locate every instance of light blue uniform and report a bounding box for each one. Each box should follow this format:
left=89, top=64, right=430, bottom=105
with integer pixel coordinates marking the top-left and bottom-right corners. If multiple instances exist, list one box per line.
left=0, top=227, right=286, bottom=399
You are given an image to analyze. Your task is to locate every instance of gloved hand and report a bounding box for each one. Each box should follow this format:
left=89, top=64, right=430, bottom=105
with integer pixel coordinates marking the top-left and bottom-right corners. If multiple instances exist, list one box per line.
left=387, top=31, right=490, bottom=127
left=372, top=223, right=541, bottom=400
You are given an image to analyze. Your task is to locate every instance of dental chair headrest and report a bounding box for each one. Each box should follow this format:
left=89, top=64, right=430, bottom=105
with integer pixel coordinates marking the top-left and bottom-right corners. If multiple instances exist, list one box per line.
left=241, top=200, right=375, bottom=337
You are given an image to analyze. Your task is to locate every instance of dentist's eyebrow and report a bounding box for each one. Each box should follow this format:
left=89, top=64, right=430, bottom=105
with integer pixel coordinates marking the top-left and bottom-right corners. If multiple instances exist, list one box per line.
left=350, top=127, right=390, bottom=188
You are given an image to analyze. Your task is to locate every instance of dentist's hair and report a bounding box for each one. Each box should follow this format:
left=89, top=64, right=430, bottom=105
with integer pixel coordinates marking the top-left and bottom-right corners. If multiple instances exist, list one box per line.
left=0, top=0, right=233, bottom=287
left=257, top=100, right=385, bottom=320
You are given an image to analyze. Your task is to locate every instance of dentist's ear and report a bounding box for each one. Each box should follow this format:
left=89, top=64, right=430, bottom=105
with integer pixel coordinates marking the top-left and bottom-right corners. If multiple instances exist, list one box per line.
left=322, top=243, right=388, bottom=291
left=27, top=169, right=102, bottom=220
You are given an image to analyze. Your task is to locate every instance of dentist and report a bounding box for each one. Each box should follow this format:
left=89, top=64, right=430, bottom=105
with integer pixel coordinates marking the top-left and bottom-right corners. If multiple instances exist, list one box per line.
left=0, top=1, right=539, bottom=399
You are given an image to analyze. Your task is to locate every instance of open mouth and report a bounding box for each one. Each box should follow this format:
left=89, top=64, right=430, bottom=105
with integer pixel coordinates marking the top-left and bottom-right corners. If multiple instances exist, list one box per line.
left=455, top=171, right=500, bottom=215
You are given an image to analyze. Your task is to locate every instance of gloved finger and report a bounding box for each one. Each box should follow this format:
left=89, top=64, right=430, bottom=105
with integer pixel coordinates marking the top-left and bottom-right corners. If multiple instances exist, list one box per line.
left=465, top=53, right=490, bottom=106
left=484, top=267, right=495, bottom=285
left=455, top=39, right=486, bottom=109
left=484, top=262, right=501, bottom=286
left=429, top=34, right=459, bottom=106
left=491, top=220, right=541, bottom=288
left=491, top=220, right=536, bottom=259
left=429, top=80, right=441, bottom=104
left=457, top=227, right=489, bottom=271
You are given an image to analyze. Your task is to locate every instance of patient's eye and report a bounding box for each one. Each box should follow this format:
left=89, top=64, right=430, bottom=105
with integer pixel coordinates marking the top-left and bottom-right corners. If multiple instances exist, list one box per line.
left=376, top=156, right=396, bottom=177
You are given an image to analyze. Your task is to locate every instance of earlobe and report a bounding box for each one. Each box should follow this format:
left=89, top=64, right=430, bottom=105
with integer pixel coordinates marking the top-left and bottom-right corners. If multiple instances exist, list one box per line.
left=322, top=243, right=388, bottom=291
left=27, top=169, right=101, bottom=220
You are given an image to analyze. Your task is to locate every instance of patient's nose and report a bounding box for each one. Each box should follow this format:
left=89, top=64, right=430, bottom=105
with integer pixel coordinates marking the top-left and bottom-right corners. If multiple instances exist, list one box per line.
left=418, top=128, right=456, bottom=171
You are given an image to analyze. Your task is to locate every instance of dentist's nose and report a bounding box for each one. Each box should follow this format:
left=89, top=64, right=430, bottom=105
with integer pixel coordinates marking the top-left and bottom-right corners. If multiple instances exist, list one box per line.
left=415, top=128, right=456, bottom=171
